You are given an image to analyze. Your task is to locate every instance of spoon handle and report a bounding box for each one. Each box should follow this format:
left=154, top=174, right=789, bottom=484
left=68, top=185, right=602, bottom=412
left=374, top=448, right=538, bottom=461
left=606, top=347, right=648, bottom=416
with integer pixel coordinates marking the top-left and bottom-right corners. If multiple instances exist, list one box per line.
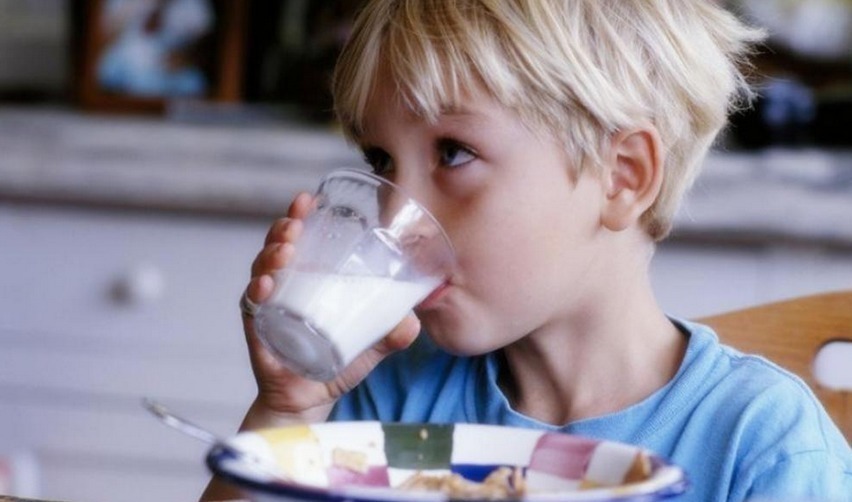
left=142, top=397, right=220, bottom=444
left=142, top=398, right=290, bottom=481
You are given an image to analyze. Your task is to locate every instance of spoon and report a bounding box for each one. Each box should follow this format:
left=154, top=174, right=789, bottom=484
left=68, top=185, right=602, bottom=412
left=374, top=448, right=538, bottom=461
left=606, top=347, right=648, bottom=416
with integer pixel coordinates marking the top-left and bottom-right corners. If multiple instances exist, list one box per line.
left=142, top=397, right=289, bottom=481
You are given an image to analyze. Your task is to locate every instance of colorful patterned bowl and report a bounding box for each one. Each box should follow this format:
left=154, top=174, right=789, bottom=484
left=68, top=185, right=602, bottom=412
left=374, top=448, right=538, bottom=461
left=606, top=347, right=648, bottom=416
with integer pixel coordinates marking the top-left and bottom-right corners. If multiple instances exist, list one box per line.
left=207, top=421, right=688, bottom=501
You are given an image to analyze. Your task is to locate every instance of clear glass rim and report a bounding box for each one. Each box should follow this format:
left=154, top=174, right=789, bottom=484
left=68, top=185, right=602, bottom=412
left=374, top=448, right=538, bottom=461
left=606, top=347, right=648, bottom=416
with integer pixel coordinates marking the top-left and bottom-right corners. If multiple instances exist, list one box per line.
left=319, top=167, right=457, bottom=265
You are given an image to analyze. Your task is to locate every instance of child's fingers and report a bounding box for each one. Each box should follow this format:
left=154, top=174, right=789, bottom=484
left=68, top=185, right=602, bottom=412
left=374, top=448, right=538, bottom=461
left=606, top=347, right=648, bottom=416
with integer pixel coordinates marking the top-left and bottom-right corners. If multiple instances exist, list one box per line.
left=241, top=288, right=291, bottom=376
left=251, top=242, right=295, bottom=278
left=288, top=192, right=315, bottom=219
left=239, top=274, right=273, bottom=331
left=334, top=315, right=421, bottom=391
left=376, top=315, right=421, bottom=354
left=264, top=217, right=303, bottom=246
left=263, top=218, right=289, bottom=246
left=246, top=273, right=275, bottom=304
left=253, top=195, right=312, bottom=279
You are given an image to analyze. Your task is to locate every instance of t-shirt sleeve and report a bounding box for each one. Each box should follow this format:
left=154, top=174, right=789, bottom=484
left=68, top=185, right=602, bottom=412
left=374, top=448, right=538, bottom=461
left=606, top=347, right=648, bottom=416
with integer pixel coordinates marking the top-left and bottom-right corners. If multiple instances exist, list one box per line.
left=744, top=450, right=852, bottom=502
left=724, top=371, right=852, bottom=502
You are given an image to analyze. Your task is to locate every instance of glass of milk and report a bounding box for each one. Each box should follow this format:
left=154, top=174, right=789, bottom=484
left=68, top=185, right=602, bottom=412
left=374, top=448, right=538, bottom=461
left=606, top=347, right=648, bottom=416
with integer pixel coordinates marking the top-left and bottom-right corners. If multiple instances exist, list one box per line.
left=252, top=168, right=456, bottom=381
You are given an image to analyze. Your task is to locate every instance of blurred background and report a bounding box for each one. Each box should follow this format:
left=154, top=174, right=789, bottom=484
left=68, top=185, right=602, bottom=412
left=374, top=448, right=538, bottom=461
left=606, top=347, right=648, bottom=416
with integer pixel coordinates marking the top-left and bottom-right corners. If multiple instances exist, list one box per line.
left=0, top=1, right=850, bottom=501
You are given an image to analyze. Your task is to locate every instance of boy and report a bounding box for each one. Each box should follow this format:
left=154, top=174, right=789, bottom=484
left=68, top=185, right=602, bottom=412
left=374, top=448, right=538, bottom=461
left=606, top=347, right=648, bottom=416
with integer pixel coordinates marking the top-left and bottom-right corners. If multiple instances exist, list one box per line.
left=203, top=1, right=851, bottom=500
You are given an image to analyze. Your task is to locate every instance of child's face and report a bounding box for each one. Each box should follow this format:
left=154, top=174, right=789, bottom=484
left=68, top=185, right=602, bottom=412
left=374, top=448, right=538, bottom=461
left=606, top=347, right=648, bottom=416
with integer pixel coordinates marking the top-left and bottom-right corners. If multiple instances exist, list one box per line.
left=357, top=79, right=611, bottom=355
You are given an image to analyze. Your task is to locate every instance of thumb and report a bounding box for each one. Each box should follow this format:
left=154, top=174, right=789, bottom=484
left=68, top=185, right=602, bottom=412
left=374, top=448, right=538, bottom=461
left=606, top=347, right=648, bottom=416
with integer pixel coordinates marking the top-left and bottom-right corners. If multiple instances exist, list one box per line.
left=332, top=314, right=420, bottom=392
left=372, top=314, right=421, bottom=356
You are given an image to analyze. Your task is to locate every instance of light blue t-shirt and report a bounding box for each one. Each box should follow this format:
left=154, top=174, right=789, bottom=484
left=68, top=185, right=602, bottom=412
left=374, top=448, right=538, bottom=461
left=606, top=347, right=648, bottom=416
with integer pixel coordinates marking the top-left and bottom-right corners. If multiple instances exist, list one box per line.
left=330, top=320, right=852, bottom=501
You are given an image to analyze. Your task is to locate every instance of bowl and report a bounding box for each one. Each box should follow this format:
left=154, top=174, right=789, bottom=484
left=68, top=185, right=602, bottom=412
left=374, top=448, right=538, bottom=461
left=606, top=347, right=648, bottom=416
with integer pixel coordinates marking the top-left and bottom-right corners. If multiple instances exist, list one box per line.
left=207, top=421, right=687, bottom=501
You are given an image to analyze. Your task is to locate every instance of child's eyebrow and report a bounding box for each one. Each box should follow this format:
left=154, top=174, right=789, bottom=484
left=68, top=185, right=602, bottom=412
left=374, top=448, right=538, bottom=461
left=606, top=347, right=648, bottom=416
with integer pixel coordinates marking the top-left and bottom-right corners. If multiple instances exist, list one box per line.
left=437, top=106, right=490, bottom=127
left=438, top=104, right=477, bottom=117
left=353, top=104, right=490, bottom=149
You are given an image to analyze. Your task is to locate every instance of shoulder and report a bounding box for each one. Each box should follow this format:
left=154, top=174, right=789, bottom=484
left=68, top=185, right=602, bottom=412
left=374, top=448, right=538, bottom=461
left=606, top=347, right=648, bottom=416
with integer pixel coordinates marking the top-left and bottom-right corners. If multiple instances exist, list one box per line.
left=677, top=318, right=823, bottom=404
left=673, top=320, right=852, bottom=499
left=677, top=319, right=840, bottom=444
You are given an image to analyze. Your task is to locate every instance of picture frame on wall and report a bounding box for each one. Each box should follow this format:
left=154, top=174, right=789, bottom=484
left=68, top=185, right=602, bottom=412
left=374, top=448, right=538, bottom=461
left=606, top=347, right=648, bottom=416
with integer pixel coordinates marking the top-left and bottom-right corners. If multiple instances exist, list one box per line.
left=73, top=0, right=246, bottom=113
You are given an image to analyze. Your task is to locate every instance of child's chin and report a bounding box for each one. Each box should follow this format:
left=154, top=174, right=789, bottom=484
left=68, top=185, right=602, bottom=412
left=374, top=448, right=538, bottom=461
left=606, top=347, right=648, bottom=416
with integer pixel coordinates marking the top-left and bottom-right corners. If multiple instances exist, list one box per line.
left=425, top=327, right=499, bottom=357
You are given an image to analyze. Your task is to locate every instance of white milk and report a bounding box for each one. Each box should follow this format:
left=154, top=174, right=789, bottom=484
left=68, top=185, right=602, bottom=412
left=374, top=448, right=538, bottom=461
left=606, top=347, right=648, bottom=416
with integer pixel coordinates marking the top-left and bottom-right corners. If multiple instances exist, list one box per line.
left=254, top=270, right=438, bottom=380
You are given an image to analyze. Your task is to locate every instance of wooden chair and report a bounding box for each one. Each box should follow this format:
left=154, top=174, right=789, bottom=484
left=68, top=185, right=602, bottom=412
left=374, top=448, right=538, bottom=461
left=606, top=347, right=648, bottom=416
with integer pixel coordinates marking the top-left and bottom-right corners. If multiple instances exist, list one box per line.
left=699, top=290, right=852, bottom=442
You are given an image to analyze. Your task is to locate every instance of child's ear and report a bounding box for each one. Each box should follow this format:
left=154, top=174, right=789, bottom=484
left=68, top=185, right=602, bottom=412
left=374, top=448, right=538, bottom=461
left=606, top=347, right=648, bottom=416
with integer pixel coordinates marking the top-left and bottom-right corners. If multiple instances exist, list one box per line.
left=600, top=127, right=664, bottom=232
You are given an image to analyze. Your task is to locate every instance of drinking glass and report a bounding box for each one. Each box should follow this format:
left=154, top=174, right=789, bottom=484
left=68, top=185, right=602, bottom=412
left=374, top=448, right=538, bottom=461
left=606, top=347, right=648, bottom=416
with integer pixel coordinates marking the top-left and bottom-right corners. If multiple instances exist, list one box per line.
left=253, top=168, right=455, bottom=381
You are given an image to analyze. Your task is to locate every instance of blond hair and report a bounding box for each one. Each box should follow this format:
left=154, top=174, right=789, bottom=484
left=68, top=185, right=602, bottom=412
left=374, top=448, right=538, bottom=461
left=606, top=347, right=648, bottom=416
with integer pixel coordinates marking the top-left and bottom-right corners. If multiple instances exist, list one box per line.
left=332, top=0, right=764, bottom=239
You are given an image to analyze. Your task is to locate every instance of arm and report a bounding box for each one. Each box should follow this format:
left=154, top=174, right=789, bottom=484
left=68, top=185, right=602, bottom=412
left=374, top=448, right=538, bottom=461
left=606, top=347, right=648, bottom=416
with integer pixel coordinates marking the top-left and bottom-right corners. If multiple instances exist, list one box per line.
left=199, top=192, right=419, bottom=501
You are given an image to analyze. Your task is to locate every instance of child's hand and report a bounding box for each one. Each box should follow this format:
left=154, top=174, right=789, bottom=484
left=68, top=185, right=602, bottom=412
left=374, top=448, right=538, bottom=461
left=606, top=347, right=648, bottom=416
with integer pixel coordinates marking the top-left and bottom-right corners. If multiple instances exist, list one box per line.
left=239, top=192, right=420, bottom=427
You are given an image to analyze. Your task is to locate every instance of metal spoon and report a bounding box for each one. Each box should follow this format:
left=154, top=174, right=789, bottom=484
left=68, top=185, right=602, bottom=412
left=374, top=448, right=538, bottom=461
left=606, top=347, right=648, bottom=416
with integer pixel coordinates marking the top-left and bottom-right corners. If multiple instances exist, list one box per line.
left=142, top=397, right=289, bottom=481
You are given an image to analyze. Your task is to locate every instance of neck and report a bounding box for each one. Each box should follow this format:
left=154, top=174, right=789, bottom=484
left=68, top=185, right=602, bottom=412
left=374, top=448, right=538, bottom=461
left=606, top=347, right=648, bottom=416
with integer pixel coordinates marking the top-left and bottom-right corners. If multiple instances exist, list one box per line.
left=499, top=241, right=687, bottom=426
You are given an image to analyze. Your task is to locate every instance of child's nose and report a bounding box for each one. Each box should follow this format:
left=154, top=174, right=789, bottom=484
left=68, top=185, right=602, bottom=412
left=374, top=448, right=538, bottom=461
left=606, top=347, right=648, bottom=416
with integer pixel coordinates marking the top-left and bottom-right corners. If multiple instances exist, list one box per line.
left=376, top=183, right=453, bottom=275
left=377, top=184, right=435, bottom=241
left=376, top=173, right=433, bottom=228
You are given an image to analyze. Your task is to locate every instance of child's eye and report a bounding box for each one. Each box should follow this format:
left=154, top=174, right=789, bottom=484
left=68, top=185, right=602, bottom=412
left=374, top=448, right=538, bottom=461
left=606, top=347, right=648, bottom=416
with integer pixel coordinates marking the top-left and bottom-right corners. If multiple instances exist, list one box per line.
left=438, top=139, right=476, bottom=168
left=362, top=147, right=392, bottom=176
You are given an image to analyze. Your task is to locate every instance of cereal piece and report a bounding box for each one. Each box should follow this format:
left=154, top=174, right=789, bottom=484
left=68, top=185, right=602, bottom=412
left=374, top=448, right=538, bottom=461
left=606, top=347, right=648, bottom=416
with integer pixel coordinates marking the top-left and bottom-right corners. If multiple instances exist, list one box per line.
left=624, top=451, right=652, bottom=483
left=331, top=447, right=368, bottom=474
left=399, top=467, right=526, bottom=500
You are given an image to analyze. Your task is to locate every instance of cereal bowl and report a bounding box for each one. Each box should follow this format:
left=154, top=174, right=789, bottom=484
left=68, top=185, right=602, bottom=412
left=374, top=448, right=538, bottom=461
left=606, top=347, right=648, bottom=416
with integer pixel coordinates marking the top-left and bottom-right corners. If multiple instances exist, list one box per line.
left=207, top=421, right=688, bottom=501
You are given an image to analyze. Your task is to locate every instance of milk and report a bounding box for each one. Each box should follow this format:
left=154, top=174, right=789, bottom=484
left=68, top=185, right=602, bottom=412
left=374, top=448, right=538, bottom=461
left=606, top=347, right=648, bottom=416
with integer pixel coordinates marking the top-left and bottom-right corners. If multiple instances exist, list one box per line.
left=254, top=270, right=438, bottom=380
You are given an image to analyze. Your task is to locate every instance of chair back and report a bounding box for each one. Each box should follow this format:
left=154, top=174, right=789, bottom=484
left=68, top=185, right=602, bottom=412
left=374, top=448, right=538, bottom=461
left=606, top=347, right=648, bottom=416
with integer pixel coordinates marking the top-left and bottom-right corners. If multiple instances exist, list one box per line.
left=699, top=290, right=852, bottom=442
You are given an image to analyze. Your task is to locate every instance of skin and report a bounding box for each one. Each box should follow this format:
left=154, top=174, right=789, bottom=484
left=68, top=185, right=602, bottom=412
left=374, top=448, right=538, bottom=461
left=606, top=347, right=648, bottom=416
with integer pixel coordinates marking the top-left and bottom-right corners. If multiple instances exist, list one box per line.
left=200, top=78, right=686, bottom=501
